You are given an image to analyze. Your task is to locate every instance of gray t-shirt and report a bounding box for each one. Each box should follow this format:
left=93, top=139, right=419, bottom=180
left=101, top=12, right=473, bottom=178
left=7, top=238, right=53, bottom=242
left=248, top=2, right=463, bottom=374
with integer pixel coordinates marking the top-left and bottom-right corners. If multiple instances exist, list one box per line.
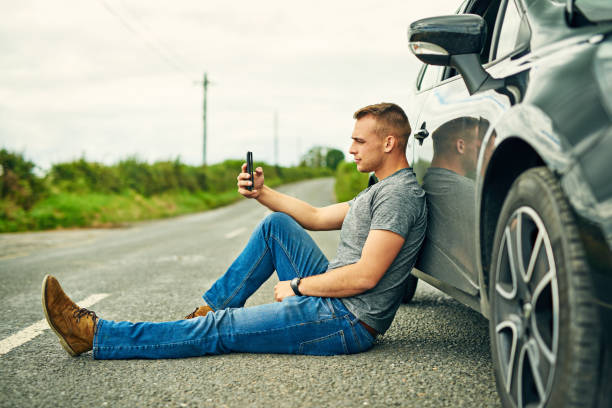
left=419, top=168, right=476, bottom=287
left=330, top=168, right=427, bottom=334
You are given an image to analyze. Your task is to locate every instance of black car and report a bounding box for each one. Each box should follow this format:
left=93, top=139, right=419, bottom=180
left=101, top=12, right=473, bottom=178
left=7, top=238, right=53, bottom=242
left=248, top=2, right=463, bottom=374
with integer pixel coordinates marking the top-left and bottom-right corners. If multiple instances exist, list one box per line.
left=402, top=0, right=612, bottom=407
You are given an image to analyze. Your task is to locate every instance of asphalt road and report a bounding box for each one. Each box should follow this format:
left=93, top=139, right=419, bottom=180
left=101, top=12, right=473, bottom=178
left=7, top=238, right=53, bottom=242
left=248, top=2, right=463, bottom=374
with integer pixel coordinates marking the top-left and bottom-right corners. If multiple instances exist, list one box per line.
left=0, top=178, right=500, bottom=407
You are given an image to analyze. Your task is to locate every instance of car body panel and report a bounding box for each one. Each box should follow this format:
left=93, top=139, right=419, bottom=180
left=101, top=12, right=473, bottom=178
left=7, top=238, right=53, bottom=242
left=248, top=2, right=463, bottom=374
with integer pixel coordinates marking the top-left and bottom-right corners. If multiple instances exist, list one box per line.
left=408, top=0, right=612, bottom=318
left=406, top=1, right=612, bottom=405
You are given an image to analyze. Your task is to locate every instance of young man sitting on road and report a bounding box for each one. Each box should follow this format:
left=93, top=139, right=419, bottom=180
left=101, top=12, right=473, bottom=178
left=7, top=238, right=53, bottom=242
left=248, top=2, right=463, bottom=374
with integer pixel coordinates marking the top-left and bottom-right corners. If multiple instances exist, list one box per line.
left=42, top=102, right=427, bottom=359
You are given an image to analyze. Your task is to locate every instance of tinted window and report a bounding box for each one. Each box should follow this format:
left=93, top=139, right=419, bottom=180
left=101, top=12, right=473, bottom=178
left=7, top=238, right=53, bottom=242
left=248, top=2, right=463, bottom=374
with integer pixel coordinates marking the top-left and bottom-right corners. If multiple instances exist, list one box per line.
left=418, top=64, right=442, bottom=91
left=455, top=0, right=470, bottom=13
left=495, top=1, right=522, bottom=59
left=440, top=0, right=502, bottom=82
left=465, top=0, right=503, bottom=64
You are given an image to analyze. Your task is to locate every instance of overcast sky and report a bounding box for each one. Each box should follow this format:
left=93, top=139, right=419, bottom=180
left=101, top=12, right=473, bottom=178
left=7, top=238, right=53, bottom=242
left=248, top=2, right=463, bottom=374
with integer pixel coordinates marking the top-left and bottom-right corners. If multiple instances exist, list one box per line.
left=0, top=0, right=457, bottom=170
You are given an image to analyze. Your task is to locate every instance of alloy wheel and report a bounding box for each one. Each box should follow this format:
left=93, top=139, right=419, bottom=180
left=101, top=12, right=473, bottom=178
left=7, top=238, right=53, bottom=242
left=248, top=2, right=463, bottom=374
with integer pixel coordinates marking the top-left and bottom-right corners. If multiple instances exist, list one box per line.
left=493, top=206, right=559, bottom=408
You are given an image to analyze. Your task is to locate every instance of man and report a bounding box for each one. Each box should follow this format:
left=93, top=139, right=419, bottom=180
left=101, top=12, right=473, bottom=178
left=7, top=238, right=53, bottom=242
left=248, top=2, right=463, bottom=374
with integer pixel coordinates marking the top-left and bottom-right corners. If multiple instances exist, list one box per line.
left=42, top=102, right=427, bottom=359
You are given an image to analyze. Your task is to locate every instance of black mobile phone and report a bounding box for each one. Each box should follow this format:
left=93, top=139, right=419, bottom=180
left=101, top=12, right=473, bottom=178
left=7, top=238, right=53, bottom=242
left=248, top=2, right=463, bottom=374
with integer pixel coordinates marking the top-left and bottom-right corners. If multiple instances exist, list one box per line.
left=246, top=151, right=254, bottom=191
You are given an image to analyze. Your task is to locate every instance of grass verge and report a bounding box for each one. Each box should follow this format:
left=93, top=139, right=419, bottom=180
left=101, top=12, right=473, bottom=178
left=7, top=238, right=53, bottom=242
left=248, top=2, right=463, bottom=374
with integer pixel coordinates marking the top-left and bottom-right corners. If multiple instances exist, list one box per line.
left=0, top=190, right=242, bottom=232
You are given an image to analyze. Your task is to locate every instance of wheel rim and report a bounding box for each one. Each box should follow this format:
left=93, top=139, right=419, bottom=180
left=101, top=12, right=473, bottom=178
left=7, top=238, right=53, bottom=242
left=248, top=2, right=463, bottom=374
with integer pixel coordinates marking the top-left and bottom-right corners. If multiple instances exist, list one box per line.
left=493, top=206, right=559, bottom=408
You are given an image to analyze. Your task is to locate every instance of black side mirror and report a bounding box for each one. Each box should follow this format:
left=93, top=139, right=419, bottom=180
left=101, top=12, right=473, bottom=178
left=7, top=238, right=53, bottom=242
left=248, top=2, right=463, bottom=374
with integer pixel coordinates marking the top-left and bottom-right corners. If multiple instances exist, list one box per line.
left=408, top=14, right=505, bottom=96
left=408, top=15, right=486, bottom=65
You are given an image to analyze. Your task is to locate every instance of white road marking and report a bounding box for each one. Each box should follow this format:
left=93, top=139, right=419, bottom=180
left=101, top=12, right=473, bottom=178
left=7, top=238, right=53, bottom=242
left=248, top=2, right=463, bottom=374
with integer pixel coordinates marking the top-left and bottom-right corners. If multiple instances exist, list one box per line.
left=0, top=293, right=110, bottom=356
left=224, top=227, right=246, bottom=239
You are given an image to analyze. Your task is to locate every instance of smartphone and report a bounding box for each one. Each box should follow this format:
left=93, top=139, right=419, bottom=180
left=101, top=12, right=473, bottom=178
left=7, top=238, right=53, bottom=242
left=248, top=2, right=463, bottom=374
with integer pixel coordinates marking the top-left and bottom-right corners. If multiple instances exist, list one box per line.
left=246, top=151, right=254, bottom=191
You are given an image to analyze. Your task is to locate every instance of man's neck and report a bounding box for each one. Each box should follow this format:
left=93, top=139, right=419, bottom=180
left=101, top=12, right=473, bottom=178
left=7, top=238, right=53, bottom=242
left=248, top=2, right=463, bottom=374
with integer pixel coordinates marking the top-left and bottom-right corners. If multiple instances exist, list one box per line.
left=430, top=158, right=465, bottom=177
left=374, top=157, right=410, bottom=180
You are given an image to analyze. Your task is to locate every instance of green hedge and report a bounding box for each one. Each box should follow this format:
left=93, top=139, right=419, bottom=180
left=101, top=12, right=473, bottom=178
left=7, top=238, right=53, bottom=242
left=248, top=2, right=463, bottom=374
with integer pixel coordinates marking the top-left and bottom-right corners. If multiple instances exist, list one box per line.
left=0, top=151, right=332, bottom=232
left=0, top=149, right=47, bottom=210
left=333, top=161, right=369, bottom=202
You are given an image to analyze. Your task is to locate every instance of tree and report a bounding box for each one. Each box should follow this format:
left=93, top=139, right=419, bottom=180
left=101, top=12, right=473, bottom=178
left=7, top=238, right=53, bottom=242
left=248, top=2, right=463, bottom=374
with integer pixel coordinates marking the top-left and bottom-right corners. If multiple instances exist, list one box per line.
left=300, top=146, right=345, bottom=170
left=325, top=148, right=344, bottom=170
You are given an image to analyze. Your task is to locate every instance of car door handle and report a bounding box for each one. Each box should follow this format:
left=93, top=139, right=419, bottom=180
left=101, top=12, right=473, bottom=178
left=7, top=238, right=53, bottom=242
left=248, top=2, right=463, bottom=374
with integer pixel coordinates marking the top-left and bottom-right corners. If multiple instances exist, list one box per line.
left=414, top=128, right=429, bottom=146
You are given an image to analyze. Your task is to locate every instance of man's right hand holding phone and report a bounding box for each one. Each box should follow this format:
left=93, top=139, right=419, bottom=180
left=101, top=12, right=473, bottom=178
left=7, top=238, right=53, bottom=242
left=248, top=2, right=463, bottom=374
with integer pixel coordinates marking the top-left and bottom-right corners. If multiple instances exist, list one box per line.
left=237, top=163, right=264, bottom=199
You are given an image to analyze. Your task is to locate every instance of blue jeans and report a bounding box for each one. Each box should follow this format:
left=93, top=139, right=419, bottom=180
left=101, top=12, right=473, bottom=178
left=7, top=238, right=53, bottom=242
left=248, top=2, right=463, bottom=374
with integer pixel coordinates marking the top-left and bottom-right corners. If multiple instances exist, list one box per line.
left=93, top=213, right=375, bottom=359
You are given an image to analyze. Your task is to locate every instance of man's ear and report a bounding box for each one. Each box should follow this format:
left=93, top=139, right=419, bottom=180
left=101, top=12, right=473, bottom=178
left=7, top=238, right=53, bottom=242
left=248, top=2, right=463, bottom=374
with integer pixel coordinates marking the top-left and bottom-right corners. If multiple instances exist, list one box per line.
left=384, top=135, right=395, bottom=152
left=456, top=138, right=465, bottom=154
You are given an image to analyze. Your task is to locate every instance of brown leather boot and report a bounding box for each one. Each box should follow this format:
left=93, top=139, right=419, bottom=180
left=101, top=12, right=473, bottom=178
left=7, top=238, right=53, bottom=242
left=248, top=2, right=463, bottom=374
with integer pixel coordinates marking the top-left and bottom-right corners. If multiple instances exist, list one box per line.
left=41, top=275, right=98, bottom=356
left=184, top=305, right=213, bottom=319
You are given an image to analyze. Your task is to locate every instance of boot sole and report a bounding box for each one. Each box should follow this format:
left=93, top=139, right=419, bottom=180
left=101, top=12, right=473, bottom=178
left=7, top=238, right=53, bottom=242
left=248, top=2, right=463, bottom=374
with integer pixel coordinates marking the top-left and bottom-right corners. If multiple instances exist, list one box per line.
left=41, top=275, right=78, bottom=357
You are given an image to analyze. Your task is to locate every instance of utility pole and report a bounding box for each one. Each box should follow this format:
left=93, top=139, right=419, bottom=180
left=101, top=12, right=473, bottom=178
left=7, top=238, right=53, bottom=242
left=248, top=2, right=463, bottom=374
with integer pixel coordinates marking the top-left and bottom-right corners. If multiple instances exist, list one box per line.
left=274, top=110, right=278, bottom=166
left=202, top=72, right=209, bottom=166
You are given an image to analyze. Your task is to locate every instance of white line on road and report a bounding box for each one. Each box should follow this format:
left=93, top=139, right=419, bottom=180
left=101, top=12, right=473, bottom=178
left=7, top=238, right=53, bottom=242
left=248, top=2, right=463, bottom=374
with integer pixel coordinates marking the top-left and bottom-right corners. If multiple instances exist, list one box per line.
left=224, top=227, right=246, bottom=239
left=0, top=293, right=110, bottom=357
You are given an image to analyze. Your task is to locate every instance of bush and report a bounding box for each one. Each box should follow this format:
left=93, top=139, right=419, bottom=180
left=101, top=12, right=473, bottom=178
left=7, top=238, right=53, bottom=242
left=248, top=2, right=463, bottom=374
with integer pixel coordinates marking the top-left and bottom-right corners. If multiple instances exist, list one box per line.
left=204, top=160, right=243, bottom=193
left=50, top=158, right=121, bottom=194
left=334, top=161, right=369, bottom=202
left=0, top=149, right=46, bottom=209
left=0, top=148, right=335, bottom=232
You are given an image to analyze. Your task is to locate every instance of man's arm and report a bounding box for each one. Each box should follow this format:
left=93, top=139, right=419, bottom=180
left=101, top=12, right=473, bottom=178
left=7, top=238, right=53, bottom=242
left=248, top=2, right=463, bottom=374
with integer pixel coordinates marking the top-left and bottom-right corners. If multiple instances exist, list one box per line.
left=274, top=229, right=406, bottom=301
left=238, top=164, right=349, bottom=231
left=257, top=185, right=349, bottom=231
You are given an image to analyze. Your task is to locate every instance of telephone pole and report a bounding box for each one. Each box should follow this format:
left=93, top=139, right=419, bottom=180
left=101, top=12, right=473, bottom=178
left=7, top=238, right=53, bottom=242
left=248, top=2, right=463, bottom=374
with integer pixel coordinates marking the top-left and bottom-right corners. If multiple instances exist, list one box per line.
left=274, top=110, right=279, bottom=166
left=296, top=136, right=302, bottom=166
left=201, top=72, right=209, bottom=166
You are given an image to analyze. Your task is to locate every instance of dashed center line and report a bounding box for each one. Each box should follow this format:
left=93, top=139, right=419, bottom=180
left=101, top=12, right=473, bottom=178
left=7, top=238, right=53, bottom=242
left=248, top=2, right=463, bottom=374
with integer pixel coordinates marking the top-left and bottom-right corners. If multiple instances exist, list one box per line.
left=224, top=227, right=246, bottom=239
left=0, top=293, right=110, bottom=356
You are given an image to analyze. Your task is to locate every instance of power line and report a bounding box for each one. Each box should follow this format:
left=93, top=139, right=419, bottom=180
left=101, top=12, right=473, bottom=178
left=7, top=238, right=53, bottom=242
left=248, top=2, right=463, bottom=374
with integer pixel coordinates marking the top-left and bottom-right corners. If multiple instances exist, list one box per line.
left=96, top=1, right=212, bottom=166
left=95, top=0, right=194, bottom=81
left=117, top=0, right=191, bottom=70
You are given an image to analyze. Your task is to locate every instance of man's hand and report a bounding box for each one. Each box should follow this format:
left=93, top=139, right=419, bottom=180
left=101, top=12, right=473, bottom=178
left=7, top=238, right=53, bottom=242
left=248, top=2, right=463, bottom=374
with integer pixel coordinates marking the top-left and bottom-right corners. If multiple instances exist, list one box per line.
left=237, top=163, right=264, bottom=199
left=274, top=280, right=295, bottom=302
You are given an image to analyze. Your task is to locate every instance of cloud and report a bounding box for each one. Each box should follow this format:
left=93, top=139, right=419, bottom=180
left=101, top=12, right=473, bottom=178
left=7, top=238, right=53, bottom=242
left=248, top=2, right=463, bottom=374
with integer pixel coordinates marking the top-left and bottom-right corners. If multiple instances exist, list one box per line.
left=0, top=0, right=456, bottom=169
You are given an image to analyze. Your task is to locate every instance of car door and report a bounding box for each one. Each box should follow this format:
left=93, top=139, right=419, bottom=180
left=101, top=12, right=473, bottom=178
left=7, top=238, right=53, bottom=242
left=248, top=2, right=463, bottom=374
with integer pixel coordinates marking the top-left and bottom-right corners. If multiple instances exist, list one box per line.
left=412, top=0, right=529, bottom=298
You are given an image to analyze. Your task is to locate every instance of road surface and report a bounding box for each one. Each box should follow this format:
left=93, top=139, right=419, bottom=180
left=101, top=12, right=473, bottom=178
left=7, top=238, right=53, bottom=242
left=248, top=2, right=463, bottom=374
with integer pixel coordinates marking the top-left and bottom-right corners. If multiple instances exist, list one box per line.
left=0, top=178, right=500, bottom=407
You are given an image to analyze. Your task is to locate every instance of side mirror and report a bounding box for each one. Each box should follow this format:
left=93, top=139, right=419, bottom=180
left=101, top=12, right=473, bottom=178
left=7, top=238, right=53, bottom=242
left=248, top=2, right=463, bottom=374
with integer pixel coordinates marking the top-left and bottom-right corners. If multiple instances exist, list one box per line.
left=408, top=15, right=486, bottom=65
left=408, top=14, right=505, bottom=95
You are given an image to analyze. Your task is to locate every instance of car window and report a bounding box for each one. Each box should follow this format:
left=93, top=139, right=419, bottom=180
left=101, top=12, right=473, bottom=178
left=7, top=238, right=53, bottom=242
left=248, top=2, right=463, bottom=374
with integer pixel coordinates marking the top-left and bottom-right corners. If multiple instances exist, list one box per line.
left=417, top=64, right=443, bottom=91
left=465, top=0, right=503, bottom=64
left=441, top=0, right=471, bottom=82
left=455, top=0, right=470, bottom=13
left=493, top=0, right=523, bottom=60
left=416, top=64, right=426, bottom=90
left=441, top=0, right=503, bottom=82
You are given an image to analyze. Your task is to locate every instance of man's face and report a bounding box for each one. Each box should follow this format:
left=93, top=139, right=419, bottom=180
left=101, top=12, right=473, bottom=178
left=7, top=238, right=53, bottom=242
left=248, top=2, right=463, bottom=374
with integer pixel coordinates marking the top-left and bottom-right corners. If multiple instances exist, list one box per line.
left=458, top=127, right=482, bottom=178
left=349, top=115, right=385, bottom=173
left=462, top=136, right=481, bottom=176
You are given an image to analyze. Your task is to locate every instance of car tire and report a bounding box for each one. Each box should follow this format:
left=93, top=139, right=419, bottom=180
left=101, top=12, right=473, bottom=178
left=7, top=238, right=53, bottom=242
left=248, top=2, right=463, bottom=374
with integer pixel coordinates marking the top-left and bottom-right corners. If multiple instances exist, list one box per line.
left=488, top=167, right=602, bottom=408
left=402, top=274, right=418, bottom=304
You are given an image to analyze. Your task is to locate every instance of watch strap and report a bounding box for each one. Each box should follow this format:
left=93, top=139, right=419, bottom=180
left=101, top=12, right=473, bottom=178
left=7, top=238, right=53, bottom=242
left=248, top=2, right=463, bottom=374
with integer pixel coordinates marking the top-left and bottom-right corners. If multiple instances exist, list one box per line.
left=290, top=277, right=303, bottom=296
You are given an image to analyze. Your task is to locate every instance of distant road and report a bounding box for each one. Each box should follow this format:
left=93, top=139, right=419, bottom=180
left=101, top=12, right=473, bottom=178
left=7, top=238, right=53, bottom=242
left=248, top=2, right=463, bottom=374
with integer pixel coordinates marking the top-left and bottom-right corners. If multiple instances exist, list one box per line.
left=0, top=177, right=500, bottom=407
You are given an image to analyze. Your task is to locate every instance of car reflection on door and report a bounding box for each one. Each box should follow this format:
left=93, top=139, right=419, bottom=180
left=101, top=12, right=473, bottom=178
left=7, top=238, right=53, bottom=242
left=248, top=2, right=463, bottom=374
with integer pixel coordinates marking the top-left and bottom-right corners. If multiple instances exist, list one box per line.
left=415, top=117, right=493, bottom=296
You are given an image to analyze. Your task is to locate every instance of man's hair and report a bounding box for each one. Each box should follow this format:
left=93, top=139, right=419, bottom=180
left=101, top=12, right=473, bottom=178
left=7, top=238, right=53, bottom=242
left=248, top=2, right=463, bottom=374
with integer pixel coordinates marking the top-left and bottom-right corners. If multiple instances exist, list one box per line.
left=432, top=116, right=483, bottom=157
left=353, top=103, right=411, bottom=151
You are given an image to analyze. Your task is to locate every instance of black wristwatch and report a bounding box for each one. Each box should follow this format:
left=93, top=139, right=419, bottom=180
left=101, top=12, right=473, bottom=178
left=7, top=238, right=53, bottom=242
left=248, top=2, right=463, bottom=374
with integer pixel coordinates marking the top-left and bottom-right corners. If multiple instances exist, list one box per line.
left=290, top=277, right=303, bottom=296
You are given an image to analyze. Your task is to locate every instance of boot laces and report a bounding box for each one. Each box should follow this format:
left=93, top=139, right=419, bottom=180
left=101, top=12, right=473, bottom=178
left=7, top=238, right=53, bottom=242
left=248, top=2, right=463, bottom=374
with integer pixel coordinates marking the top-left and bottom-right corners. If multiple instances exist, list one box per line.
left=72, top=306, right=98, bottom=325
left=185, top=307, right=199, bottom=319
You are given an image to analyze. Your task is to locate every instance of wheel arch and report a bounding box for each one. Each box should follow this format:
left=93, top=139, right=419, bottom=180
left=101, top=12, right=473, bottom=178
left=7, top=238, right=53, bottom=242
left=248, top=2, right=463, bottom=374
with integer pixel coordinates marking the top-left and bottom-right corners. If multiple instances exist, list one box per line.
left=478, top=137, right=544, bottom=310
